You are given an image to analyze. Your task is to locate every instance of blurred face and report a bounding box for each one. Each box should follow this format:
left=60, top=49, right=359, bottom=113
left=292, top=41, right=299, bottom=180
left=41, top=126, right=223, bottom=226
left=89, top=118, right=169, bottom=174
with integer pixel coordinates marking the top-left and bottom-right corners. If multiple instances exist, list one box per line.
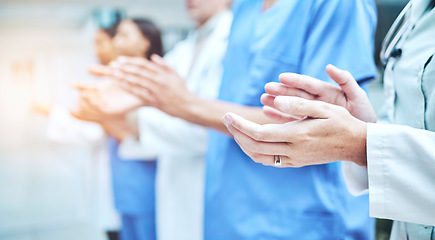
left=185, top=0, right=229, bottom=25
left=94, top=30, right=117, bottom=65
left=113, top=20, right=150, bottom=58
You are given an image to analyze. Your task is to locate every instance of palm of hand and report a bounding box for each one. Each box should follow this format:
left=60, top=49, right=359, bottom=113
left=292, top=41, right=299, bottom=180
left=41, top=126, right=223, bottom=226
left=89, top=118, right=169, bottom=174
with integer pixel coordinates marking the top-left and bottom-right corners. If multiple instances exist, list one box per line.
left=94, top=81, right=143, bottom=117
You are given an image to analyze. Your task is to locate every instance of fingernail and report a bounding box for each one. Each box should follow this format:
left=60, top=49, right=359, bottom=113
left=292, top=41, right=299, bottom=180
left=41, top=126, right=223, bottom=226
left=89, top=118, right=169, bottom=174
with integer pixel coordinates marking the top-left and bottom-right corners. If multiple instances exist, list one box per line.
left=222, top=114, right=233, bottom=127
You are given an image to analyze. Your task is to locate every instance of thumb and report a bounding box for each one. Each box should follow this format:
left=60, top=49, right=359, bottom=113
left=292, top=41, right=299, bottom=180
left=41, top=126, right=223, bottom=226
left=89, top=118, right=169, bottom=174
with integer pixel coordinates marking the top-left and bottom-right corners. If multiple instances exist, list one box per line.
left=274, top=96, right=330, bottom=119
left=326, top=64, right=364, bottom=101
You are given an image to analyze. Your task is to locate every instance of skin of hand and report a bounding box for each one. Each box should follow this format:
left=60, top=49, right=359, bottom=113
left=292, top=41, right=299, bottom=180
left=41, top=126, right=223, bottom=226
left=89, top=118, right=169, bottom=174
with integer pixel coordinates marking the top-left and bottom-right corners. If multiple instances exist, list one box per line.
left=261, top=64, right=377, bottom=124
left=72, top=80, right=143, bottom=118
left=31, top=102, right=53, bottom=116
left=223, top=96, right=368, bottom=168
left=109, top=54, right=196, bottom=117
left=222, top=65, right=377, bottom=167
left=99, top=117, right=138, bottom=142
left=70, top=81, right=139, bottom=141
left=90, top=55, right=279, bottom=134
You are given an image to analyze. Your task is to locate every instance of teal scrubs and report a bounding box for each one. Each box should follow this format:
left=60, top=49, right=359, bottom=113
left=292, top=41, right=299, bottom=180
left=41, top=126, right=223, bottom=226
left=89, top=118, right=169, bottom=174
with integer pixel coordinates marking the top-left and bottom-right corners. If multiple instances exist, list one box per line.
left=204, top=0, right=377, bottom=239
left=107, top=137, right=156, bottom=240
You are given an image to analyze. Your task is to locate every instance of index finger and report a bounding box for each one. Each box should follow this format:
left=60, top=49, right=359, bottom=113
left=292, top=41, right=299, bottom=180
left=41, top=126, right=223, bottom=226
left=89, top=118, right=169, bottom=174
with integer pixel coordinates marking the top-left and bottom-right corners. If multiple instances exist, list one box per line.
left=265, top=82, right=316, bottom=100
left=118, top=56, right=164, bottom=75
left=274, top=96, right=331, bottom=119
left=277, top=73, right=338, bottom=97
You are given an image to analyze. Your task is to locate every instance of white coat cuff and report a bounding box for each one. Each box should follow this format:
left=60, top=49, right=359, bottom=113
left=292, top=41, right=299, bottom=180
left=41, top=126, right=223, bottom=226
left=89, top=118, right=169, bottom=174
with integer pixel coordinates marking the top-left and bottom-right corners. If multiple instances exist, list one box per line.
left=366, top=122, right=388, bottom=218
left=342, top=162, right=369, bottom=196
left=118, top=135, right=157, bottom=161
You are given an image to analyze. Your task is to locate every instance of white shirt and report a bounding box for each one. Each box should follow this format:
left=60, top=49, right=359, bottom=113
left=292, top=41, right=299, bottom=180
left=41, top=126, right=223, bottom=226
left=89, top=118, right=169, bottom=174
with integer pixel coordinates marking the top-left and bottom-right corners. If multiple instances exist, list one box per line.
left=129, top=11, right=233, bottom=240
left=343, top=0, right=435, bottom=238
left=47, top=106, right=120, bottom=231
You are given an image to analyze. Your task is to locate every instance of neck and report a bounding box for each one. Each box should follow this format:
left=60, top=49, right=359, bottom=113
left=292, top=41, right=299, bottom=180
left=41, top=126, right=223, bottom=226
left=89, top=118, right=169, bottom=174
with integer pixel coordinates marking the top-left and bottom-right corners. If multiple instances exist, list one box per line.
left=197, top=8, right=225, bottom=27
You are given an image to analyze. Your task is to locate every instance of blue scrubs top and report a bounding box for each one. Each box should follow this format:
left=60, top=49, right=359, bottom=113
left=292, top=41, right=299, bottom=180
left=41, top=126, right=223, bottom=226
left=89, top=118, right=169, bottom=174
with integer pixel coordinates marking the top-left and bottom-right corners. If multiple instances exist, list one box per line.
left=204, top=0, right=377, bottom=239
left=107, top=137, right=156, bottom=216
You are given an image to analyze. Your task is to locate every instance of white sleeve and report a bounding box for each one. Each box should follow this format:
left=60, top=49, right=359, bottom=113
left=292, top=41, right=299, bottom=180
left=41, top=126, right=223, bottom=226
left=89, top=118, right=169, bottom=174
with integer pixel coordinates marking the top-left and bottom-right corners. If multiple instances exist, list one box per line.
left=46, top=105, right=104, bottom=144
left=366, top=123, right=435, bottom=226
left=138, top=107, right=208, bottom=158
left=117, top=135, right=158, bottom=161
left=342, top=162, right=369, bottom=196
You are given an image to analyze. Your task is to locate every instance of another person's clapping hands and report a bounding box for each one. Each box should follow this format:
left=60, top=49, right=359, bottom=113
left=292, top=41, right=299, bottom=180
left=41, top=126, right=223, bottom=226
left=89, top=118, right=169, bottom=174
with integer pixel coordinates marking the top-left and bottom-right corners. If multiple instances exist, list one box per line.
left=70, top=80, right=141, bottom=141
left=89, top=54, right=194, bottom=119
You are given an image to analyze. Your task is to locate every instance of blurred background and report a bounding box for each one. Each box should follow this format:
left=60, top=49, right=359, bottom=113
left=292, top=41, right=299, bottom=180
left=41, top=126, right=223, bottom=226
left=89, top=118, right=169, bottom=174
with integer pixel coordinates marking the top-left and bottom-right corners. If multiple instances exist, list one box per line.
left=0, top=0, right=407, bottom=239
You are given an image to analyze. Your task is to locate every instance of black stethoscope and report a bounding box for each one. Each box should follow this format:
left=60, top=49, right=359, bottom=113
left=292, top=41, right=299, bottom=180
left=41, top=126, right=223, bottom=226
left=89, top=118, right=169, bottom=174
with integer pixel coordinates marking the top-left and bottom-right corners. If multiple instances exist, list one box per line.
left=380, top=2, right=412, bottom=67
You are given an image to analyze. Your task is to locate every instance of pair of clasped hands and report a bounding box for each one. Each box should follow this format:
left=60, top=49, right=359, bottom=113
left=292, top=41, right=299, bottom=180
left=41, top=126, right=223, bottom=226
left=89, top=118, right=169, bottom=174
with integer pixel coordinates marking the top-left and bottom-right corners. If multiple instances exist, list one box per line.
left=74, top=54, right=378, bottom=168
left=223, top=65, right=378, bottom=168
left=71, top=54, right=192, bottom=141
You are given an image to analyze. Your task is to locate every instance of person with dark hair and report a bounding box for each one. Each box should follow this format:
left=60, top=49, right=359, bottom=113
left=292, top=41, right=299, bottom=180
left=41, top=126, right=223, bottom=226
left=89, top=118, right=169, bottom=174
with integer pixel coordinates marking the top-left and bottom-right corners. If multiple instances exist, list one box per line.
left=72, top=18, right=164, bottom=240
left=89, top=2, right=233, bottom=239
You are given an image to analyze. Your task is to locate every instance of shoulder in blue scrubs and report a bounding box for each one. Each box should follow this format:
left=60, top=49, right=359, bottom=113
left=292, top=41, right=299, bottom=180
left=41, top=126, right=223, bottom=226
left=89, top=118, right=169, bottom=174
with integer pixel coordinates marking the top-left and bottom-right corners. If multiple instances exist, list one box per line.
left=204, top=0, right=377, bottom=239
left=107, top=137, right=156, bottom=240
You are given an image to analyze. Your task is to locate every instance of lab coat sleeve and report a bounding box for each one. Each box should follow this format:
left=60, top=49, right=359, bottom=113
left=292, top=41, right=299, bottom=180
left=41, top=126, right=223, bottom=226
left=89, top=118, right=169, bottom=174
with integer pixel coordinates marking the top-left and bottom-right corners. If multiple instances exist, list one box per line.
left=46, top=105, right=105, bottom=144
left=137, top=107, right=209, bottom=159
left=342, top=162, right=369, bottom=196
left=301, top=0, right=377, bottom=83
left=117, top=135, right=158, bottom=160
left=366, top=123, right=435, bottom=226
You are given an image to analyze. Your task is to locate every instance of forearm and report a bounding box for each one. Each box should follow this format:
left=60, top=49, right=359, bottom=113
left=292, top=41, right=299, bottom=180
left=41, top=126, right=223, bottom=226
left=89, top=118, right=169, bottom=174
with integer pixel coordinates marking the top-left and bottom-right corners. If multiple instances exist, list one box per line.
left=179, top=95, right=274, bottom=134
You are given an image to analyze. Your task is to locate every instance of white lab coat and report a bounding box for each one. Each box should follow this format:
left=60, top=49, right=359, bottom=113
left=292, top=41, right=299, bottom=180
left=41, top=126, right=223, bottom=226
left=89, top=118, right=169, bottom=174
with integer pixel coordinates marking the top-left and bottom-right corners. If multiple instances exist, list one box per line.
left=131, top=11, right=233, bottom=240
left=343, top=0, right=435, bottom=238
left=47, top=106, right=120, bottom=231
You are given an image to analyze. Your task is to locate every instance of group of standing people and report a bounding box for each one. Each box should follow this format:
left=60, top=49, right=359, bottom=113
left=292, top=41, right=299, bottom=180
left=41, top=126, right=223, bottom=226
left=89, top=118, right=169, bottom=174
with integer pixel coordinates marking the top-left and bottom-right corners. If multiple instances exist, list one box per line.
left=41, top=0, right=435, bottom=239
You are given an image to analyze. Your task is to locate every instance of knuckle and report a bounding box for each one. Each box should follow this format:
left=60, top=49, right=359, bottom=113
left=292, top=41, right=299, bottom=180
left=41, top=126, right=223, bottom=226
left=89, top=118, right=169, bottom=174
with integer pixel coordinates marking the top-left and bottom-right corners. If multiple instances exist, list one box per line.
left=292, top=100, right=305, bottom=113
left=334, top=105, right=348, bottom=116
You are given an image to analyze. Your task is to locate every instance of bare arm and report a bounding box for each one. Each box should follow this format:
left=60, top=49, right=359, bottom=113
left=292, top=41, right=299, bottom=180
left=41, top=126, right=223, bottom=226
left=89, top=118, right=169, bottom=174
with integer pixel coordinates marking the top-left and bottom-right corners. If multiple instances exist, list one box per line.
left=177, top=95, right=272, bottom=134
left=93, top=55, right=273, bottom=135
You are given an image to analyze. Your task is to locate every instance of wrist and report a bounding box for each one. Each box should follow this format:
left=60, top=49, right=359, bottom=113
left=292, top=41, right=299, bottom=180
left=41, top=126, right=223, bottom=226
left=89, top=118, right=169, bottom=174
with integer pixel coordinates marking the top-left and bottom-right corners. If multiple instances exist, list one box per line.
left=101, top=117, right=137, bottom=142
left=172, top=91, right=200, bottom=121
left=351, top=121, right=368, bottom=166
